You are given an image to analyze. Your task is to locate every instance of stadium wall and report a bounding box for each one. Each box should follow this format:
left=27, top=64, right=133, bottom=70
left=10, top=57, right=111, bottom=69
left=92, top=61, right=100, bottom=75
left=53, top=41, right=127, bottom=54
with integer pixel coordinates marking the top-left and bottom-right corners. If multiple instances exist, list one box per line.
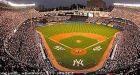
left=87, top=11, right=110, bottom=17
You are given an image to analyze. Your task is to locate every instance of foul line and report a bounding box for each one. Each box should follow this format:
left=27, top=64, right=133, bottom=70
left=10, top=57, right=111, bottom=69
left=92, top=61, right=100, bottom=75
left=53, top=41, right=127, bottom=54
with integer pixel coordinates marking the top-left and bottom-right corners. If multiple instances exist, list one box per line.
left=84, top=37, right=111, bottom=49
left=49, top=38, right=73, bottom=50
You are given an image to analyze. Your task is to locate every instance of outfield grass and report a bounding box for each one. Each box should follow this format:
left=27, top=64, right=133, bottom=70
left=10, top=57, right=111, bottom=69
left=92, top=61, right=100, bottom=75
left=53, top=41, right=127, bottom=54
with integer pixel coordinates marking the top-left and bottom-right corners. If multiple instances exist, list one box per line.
left=36, top=23, right=119, bottom=70
left=36, top=23, right=118, bottom=37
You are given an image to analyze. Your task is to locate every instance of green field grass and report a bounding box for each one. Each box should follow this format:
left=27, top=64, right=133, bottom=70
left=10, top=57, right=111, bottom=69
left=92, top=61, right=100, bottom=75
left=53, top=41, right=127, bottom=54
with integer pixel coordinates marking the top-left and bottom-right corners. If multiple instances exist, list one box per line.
left=36, top=23, right=119, bottom=70
left=60, top=36, right=98, bottom=48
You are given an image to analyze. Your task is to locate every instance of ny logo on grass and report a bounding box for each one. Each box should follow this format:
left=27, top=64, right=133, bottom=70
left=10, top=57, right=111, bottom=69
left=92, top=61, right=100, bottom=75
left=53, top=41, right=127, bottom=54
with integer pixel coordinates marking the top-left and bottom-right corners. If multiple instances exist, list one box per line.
left=73, top=59, right=84, bottom=66
left=53, top=46, right=65, bottom=50
left=93, top=46, right=102, bottom=51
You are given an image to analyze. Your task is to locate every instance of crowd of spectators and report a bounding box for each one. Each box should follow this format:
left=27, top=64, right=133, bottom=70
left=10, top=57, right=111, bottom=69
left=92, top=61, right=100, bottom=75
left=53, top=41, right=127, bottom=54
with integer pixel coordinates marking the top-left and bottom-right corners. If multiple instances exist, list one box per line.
left=84, top=9, right=140, bottom=74
left=85, top=17, right=99, bottom=23
left=0, top=8, right=44, bottom=46
left=110, top=7, right=140, bottom=28
left=94, top=19, right=140, bottom=74
left=0, top=8, right=48, bottom=74
left=0, top=6, right=140, bottom=75
left=96, top=29, right=140, bottom=74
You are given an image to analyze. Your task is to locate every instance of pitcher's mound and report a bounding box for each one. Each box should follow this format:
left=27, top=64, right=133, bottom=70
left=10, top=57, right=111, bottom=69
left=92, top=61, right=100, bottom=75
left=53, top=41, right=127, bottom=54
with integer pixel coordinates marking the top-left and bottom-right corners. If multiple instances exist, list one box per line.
left=76, top=40, right=82, bottom=43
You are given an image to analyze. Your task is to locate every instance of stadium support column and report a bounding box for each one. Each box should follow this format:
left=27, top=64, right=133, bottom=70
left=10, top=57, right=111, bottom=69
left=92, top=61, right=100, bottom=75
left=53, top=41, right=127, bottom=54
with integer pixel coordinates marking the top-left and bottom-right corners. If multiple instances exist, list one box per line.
left=111, top=41, right=118, bottom=60
left=30, top=10, right=33, bottom=29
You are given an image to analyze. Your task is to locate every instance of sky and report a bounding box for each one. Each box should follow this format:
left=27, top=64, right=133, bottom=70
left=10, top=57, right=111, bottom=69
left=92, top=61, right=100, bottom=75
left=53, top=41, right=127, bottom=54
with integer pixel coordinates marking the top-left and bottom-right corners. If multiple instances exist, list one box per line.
left=5, top=0, right=140, bottom=8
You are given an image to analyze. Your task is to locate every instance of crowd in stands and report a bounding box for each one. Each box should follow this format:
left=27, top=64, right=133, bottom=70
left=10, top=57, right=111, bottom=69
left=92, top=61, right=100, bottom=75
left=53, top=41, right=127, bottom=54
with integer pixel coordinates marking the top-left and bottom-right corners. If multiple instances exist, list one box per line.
left=0, top=6, right=140, bottom=75
left=94, top=18, right=140, bottom=74
left=85, top=17, right=99, bottom=23
left=110, top=7, right=140, bottom=27
left=0, top=8, right=47, bottom=74
left=0, top=52, right=44, bottom=73
left=84, top=13, right=140, bottom=74
left=86, top=16, right=139, bottom=31
left=96, top=28, right=140, bottom=73
left=86, top=14, right=140, bottom=74
left=0, top=8, right=44, bottom=46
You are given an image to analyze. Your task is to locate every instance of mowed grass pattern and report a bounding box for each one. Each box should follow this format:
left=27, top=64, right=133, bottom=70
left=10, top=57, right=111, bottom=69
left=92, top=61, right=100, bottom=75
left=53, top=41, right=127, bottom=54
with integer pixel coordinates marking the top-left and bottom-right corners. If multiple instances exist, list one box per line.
left=36, top=23, right=119, bottom=70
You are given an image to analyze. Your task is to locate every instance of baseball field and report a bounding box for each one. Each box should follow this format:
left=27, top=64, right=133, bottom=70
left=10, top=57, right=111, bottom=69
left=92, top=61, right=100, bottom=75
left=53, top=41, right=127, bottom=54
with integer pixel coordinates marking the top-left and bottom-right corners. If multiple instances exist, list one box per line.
left=36, top=23, right=119, bottom=72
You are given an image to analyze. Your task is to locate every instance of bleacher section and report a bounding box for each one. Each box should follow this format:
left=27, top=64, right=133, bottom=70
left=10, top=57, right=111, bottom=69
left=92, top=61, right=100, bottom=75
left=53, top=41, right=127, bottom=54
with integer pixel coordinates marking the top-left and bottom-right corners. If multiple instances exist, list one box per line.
left=0, top=4, right=140, bottom=74
left=110, top=7, right=140, bottom=27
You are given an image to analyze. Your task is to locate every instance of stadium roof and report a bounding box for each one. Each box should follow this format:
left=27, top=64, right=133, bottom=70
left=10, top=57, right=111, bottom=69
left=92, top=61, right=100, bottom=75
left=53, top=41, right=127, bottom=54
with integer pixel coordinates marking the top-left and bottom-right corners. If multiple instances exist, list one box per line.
left=7, top=2, right=35, bottom=7
left=0, top=0, right=35, bottom=9
left=114, top=3, right=140, bottom=7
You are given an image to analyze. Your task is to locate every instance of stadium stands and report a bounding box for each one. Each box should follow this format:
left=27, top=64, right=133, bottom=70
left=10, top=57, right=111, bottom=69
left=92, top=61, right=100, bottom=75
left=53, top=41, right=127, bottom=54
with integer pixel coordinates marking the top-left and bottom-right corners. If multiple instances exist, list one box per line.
left=0, top=2, right=140, bottom=74
left=110, top=7, right=140, bottom=27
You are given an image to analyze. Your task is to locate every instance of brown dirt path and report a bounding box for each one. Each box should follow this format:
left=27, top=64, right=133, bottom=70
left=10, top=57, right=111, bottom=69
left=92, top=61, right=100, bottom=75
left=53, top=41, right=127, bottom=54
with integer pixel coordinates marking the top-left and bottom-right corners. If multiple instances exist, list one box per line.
left=50, top=32, right=106, bottom=42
